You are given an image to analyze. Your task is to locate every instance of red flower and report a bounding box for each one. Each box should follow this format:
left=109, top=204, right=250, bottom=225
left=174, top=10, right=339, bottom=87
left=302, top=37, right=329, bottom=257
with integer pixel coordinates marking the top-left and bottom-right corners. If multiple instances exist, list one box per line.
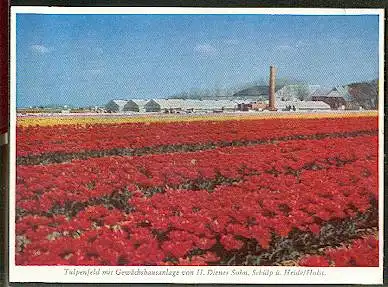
left=220, top=234, right=244, bottom=251
left=299, top=255, right=330, bottom=267
left=309, top=224, right=321, bottom=235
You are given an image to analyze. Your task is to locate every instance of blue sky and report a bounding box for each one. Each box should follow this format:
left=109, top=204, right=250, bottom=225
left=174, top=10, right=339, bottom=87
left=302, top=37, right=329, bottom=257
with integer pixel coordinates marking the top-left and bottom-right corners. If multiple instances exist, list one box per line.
left=16, top=14, right=379, bottom=107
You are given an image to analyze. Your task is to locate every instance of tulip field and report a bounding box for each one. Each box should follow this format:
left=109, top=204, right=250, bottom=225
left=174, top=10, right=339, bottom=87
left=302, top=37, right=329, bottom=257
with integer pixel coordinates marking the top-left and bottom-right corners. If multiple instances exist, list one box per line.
left=15, top=113, right=379, bottom=266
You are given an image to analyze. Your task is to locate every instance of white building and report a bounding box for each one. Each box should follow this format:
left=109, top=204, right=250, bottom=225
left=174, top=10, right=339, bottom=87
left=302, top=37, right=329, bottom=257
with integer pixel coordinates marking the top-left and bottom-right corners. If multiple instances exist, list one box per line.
left=276, top=85, right=321, bottom=101
left=143, top=99, right=237, bottom=113
left=105, top=100, right=128, bottom=113
left=276, top=100, right=331, bottom=111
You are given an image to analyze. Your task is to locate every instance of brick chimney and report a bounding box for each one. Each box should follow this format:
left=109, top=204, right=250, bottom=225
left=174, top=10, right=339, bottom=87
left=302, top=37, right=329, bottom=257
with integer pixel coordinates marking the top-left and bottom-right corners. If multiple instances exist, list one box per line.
left=268, top=65, right=277, bottom=111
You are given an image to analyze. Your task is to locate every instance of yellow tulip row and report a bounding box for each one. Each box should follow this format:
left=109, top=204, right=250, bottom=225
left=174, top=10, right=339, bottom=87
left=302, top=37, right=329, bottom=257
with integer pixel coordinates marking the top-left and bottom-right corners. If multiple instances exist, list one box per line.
left=17, top=110, right=378, bottom=127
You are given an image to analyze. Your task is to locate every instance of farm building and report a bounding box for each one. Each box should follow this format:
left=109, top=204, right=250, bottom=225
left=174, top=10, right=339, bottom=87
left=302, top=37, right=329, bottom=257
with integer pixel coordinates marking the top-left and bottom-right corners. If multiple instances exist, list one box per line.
left=275, top=85, right=321, bottom=101
left=197, top=100, right=236, bottom=112
left=309, top=87, right=332, bottom=98
left=236, top=102, right=252, bottom=111
left=234, top=99, right=259, bottom=111
left=143, top=99, right=237, bottom=113
left=174, top=100, right=209, bottom=112
left=327, top=86, right=353, bottom=104
left=123, top=99, right=148, bottom=112
left=276, top=101, right=331, bottom=111
left=123, top=100, right=139, bottom=112
left=183, top=100, right=210, bottom=112
left=298, top=101, right=331, bottom=110
left=145, top=99, right=184, bottom=113
left=144, top=99, right=161, bottom=112
left=105, top=100, right=128, bottom=113
left=311, top=86, right=360, bottom=110
left=133, top=99, right=148, bottom=112
left=251, top=101, right=269, bottom=111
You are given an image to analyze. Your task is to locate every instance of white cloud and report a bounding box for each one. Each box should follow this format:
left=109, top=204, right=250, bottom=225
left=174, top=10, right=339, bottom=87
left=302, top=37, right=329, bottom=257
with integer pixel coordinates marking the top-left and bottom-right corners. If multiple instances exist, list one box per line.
left=194, top=43, right=218, bottom=55
left=30, top=44, right=51, bottom=54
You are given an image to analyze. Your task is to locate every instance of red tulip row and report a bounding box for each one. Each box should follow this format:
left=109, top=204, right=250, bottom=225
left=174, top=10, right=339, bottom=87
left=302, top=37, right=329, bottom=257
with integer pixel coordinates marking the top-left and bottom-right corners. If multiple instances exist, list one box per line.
left=15, top=176, right=378, bottom=266
left=16, top=152, right=378, bottom=239
left=16, top=219, right=221, bottom=266
left=16, top=129, right=377, bottom=167
left=16, top=135, right=377, bottom=215
left=298, top=235, right=378, bottom=267
left=16, top=145, right=378, bottom=265
left=16, top=117, right=377, bottom=157
left=15, top=116, right=379, bottom=266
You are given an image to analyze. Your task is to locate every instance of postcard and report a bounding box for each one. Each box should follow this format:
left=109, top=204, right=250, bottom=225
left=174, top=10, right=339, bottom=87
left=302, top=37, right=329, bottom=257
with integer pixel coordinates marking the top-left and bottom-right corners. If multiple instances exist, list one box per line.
left=8, top=7, right=384, bottom=284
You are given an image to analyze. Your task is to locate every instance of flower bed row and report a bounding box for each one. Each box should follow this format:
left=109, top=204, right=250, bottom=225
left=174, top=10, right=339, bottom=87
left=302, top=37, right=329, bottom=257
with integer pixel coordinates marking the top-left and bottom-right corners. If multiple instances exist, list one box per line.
left=15, top=117, right=380, bottom=266
left=298, top=235, right=378, bottom=267
left=16, top=158, right=378, bottom=238
left=16, top=216, right=378, bottom=266
left=16, top=117, right=377, bottom=157
left=15, top=188, right=378, bottom=266
left=17, top=129, right=377, bottom=166
left=16, top=148, right=378, bottom=265
left=16, top=135, right=377, bottom=216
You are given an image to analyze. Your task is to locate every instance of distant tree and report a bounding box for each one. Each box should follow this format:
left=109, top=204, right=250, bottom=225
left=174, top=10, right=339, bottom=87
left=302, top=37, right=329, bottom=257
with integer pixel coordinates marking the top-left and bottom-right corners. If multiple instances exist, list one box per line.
left=295, top=85, right=309, bottom=101
left=170, top=92, right=190, bottom=99
left=167, top=77, right=310, bottom=100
